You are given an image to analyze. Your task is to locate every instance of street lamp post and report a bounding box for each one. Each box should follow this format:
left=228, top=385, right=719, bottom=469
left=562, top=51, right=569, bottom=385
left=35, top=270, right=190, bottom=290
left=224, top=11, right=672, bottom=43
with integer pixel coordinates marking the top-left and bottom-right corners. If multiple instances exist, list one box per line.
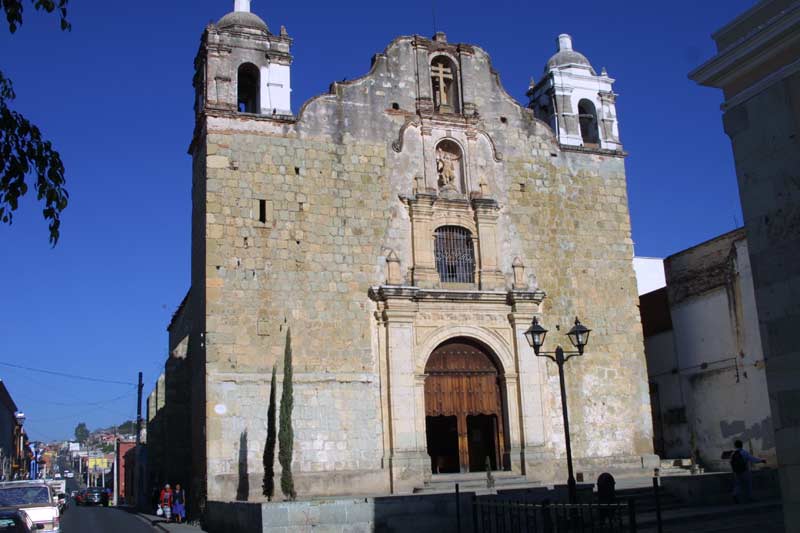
left=524, top=316, right=591, bottom=504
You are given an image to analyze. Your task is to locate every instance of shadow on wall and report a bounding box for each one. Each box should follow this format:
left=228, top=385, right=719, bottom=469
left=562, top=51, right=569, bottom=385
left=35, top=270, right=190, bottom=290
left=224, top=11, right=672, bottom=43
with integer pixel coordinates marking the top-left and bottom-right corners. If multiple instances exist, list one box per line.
left=237, top=430, right=249, bottom=502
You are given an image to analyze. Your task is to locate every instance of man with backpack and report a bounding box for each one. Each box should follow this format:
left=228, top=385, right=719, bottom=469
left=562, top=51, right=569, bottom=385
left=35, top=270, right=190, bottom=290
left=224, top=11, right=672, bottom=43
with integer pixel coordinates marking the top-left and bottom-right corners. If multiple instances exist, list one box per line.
left=730, top=439, right=766, bottom=503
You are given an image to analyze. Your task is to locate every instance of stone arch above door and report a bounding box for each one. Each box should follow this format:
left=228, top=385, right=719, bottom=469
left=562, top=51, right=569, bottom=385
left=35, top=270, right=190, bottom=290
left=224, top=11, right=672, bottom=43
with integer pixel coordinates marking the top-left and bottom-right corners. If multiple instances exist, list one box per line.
left=416, top=325, right=514, bottom=376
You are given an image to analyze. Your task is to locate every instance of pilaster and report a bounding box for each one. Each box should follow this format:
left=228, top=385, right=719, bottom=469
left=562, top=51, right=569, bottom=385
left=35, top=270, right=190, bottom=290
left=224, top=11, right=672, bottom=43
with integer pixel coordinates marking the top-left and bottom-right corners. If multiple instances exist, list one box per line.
left=553, top=88, right=582, bottom=145
left=381, top=296, right=428, bottom=493
left=507, top=291, right=549, bottom=479
left=408, top=194, right=439, bottom=288
left=473, top=198, right=504, bottom=290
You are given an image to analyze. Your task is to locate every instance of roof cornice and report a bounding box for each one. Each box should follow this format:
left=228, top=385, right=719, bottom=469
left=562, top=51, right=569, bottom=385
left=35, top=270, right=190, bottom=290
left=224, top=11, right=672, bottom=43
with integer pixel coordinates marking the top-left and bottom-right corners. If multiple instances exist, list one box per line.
left=689, top=4, right=800, bottom=89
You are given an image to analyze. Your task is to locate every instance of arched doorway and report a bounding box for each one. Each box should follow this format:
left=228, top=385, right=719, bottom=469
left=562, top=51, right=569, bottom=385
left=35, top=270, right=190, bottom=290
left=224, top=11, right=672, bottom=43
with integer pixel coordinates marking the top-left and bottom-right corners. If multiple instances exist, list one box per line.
left=424, top=337, right=507, bottom=473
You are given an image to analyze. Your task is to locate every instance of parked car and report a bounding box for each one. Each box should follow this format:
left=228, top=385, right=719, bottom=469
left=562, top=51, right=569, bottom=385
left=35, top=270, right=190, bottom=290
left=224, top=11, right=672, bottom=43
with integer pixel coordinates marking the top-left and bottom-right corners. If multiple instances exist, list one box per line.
left=73, top=490, right=84, bottom=506
left=0, top=508, right=35, bottom=532
left=0, top=482, right=59, bottom=532
left=82, top=487, right=108, bottom=507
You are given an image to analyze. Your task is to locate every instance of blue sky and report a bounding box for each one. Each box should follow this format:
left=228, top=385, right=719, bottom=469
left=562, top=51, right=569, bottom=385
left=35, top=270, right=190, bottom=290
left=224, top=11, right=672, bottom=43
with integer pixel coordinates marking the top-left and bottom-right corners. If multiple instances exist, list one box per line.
left=0, top=0, right=754, bottom=441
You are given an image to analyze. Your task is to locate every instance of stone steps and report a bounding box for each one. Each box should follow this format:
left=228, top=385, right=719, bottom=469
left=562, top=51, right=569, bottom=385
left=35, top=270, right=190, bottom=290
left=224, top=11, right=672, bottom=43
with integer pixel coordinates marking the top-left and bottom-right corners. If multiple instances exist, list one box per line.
left=414, top=471, right=534, bottom=494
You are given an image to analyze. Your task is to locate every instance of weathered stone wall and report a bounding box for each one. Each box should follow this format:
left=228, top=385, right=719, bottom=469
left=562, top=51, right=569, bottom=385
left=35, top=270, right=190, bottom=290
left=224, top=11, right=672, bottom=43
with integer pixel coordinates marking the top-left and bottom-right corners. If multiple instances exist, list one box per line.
left=723, top=69, right=800, bottom=529
left=191, top=31, right=652, bottom=501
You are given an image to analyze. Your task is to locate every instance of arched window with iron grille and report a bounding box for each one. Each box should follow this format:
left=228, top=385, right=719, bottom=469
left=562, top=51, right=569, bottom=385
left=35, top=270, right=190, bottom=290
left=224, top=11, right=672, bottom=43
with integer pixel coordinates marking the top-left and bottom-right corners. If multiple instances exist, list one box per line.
left=434, top=226, right=475, bottom=284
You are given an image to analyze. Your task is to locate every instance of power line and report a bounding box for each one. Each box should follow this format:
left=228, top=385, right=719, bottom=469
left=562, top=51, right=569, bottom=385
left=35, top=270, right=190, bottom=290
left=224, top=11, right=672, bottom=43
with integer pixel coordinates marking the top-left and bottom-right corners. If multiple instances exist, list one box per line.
left=26, top=392, right=136, bottom=423
left=0, top=361, right=136, bottom=386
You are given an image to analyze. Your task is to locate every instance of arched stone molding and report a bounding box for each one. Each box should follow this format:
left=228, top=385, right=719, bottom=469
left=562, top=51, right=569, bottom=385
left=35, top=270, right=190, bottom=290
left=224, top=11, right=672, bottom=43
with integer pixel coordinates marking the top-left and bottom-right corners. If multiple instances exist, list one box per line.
left=432, top=214, right=477, bottom=236
left=427, top=50, right=461, bottom=69
left=415, top=325, right=515, bottom=376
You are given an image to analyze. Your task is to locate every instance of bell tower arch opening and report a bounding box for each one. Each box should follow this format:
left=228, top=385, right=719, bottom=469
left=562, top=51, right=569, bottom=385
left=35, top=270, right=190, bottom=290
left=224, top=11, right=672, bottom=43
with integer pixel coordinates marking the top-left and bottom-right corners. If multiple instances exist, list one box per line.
left=237, top=62, right=261, bottom=114
left=424, top=337, right=509, bottom=474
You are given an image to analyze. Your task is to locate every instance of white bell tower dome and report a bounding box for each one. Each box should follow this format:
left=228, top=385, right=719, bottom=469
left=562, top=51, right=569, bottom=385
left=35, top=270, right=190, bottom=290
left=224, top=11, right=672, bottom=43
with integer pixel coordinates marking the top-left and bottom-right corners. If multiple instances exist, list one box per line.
left=528, top=34, right=621, bottom=151
left=210, top=0, right=293, bottom=116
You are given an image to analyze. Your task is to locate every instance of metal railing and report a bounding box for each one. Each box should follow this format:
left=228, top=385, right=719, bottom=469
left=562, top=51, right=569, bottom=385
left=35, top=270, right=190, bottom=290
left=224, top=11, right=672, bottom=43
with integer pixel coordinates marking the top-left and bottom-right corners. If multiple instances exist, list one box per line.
left=471, top=496, right=637, bottom=533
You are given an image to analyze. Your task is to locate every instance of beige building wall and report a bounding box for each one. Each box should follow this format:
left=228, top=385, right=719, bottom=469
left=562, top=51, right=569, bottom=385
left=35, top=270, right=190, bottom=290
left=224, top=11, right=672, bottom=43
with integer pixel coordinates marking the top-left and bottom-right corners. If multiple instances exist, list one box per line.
left=180, top=9, right=653, bottom=504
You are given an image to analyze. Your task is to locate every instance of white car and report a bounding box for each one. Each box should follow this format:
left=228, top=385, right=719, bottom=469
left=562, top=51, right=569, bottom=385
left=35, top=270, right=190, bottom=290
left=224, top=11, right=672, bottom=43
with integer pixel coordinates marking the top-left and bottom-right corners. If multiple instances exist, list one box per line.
left=0, top=482, right=60, bottom=532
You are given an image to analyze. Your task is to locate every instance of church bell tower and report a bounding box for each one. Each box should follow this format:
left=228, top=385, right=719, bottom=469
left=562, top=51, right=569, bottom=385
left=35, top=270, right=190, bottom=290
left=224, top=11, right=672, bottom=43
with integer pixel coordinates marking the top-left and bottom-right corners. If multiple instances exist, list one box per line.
left=194, top=0, right=293, bottom=117
left=528, top=34, right=621, bottom=151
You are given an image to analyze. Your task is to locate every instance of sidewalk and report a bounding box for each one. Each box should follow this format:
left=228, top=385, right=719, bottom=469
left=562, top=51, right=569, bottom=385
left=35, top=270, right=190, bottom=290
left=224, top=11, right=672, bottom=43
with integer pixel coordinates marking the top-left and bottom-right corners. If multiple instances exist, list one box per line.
left=126, top=507, right=208, bottom=533
left=146, top=517, right=208, bottom=533
left=638, top=499, right=783, bottom=532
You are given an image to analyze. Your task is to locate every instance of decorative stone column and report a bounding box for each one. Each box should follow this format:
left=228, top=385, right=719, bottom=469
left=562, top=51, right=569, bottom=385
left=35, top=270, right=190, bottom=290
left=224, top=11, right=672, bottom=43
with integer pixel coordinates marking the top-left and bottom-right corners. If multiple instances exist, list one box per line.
left=507, top=290, right=550, bottom=480
left=374, top=287, right=429, bottom=493
left=552, top=87, right=582, bottom=146
left=472, top=198, right=504, bottom=290
left=412, top=37, right=434, bottom=115
left=598, top=90, right=621, bottom=150
left=501, top=373, right=523, bottom=473
left=407, top=194, right=439, bottom=288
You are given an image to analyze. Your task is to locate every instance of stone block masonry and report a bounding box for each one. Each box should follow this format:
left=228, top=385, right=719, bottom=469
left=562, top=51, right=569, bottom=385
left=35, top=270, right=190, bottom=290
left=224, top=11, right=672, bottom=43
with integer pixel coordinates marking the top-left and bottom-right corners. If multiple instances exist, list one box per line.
left=167, top=7, right=654, bottom=508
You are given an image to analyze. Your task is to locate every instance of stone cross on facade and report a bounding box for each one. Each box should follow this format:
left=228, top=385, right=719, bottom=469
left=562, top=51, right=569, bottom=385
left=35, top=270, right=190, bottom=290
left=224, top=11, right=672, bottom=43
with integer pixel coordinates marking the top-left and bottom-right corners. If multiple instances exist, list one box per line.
left=431, top=61, right=453, bottom=109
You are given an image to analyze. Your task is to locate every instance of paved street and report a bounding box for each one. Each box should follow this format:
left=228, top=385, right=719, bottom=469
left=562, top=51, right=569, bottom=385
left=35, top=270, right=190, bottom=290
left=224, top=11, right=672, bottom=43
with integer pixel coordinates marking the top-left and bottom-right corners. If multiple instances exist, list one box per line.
left=641, top=506, right=785, bottom=533
left=61, top=505, right=155, bottom=533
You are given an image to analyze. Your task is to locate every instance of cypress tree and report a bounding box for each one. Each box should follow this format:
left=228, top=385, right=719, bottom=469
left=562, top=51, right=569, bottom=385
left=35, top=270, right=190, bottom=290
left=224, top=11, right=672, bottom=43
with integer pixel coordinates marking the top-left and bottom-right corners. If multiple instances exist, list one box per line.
left=278, top=328, right=296, bottom=500
left=262, top=364, right=277, bottom=500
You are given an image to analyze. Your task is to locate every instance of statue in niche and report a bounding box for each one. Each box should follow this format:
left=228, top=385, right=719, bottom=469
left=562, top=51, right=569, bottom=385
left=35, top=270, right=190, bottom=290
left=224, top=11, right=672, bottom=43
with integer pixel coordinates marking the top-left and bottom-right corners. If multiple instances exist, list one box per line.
left=436, top=140, right=463, bottom=194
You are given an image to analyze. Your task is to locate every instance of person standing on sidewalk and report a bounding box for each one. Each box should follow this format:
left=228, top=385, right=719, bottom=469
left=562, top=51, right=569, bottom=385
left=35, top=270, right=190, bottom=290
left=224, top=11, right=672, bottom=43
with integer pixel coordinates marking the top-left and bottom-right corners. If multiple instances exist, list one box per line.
left=159, top=484, right=174, bottom=521
left=172, top=483, right=187, bottom=523
left=731, top=439, right=766, bottom=503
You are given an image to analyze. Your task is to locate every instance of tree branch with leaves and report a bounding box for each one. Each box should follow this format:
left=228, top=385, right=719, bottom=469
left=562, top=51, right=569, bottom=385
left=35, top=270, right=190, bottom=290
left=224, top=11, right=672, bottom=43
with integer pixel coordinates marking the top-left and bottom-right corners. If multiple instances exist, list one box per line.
left=1, top=0, right=70, bottom=245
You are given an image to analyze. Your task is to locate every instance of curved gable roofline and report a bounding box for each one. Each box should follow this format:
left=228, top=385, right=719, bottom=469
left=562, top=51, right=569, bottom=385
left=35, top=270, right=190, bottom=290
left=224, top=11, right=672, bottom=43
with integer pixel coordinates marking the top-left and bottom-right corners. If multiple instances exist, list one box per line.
left=293, top=34, right=557, bottom=142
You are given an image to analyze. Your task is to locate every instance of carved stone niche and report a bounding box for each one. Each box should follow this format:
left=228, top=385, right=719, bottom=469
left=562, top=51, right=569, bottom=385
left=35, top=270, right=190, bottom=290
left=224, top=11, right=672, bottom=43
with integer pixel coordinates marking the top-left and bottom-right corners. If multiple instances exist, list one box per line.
left=403, top=191, right=504, bottom=291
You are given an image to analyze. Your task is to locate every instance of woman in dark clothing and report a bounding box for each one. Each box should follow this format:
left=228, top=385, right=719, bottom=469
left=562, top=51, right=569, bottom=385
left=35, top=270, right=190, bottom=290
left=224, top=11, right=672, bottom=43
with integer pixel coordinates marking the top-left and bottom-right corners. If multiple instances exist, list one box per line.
left=172, top=483, right=186, bottom=523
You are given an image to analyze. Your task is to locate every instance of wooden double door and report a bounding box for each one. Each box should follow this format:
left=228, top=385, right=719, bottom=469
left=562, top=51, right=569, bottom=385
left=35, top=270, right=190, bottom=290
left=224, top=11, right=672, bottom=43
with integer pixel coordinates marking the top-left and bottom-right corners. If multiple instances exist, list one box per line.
left=424, top=338, right=506, bottom=473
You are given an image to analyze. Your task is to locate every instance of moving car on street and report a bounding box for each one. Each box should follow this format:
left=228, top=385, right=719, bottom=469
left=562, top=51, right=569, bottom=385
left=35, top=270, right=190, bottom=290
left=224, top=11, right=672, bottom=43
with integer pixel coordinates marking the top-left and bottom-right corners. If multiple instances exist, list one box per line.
left=0, top=482, right=60, bottom=533
left=82, top=487, right=108, bottom=507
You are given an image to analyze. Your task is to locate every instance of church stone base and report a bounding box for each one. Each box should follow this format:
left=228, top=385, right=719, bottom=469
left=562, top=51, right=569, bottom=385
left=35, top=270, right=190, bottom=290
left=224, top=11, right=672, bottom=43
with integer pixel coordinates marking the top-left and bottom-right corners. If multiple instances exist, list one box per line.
left=390, top=451, right=431, bottom=494
left=205, top=492, right=473, bottom=533
left=529, top=454, right=662, bottom=486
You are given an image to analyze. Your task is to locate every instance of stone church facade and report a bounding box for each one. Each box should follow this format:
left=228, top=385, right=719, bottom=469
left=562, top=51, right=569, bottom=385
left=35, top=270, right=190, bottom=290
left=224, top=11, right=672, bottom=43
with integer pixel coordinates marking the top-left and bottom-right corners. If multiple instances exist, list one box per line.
left=165, top=0, right=653, bottom=507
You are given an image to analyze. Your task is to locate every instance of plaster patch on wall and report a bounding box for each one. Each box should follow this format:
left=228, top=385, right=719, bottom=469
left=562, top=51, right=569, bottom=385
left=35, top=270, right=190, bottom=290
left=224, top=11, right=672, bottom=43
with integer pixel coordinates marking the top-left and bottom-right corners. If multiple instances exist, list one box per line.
left=719, top=416, right=774, bottom=449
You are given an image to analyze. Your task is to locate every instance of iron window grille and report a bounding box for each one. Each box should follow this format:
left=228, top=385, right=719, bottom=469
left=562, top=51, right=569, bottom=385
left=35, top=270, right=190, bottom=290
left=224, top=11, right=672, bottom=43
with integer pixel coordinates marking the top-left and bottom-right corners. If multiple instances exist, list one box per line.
left=434, top=226, right=476, bottom=284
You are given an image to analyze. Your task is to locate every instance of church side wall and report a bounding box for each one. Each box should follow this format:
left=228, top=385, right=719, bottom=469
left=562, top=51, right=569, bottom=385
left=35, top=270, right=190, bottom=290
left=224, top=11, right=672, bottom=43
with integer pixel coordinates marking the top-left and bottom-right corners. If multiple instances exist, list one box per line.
left=505, top=149, right=653, bottom=467
left=190, top=140, right=209, bottom=514
left=202, top=130, right=393, bottom=500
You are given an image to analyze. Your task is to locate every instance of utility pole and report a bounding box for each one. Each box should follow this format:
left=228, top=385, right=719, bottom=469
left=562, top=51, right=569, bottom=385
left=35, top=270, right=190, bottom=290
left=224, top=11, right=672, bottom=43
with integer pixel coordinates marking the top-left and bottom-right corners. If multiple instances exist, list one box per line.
left=113, top=437, right=118, bottom=506
left=136, top=372, right=143, bottom=446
